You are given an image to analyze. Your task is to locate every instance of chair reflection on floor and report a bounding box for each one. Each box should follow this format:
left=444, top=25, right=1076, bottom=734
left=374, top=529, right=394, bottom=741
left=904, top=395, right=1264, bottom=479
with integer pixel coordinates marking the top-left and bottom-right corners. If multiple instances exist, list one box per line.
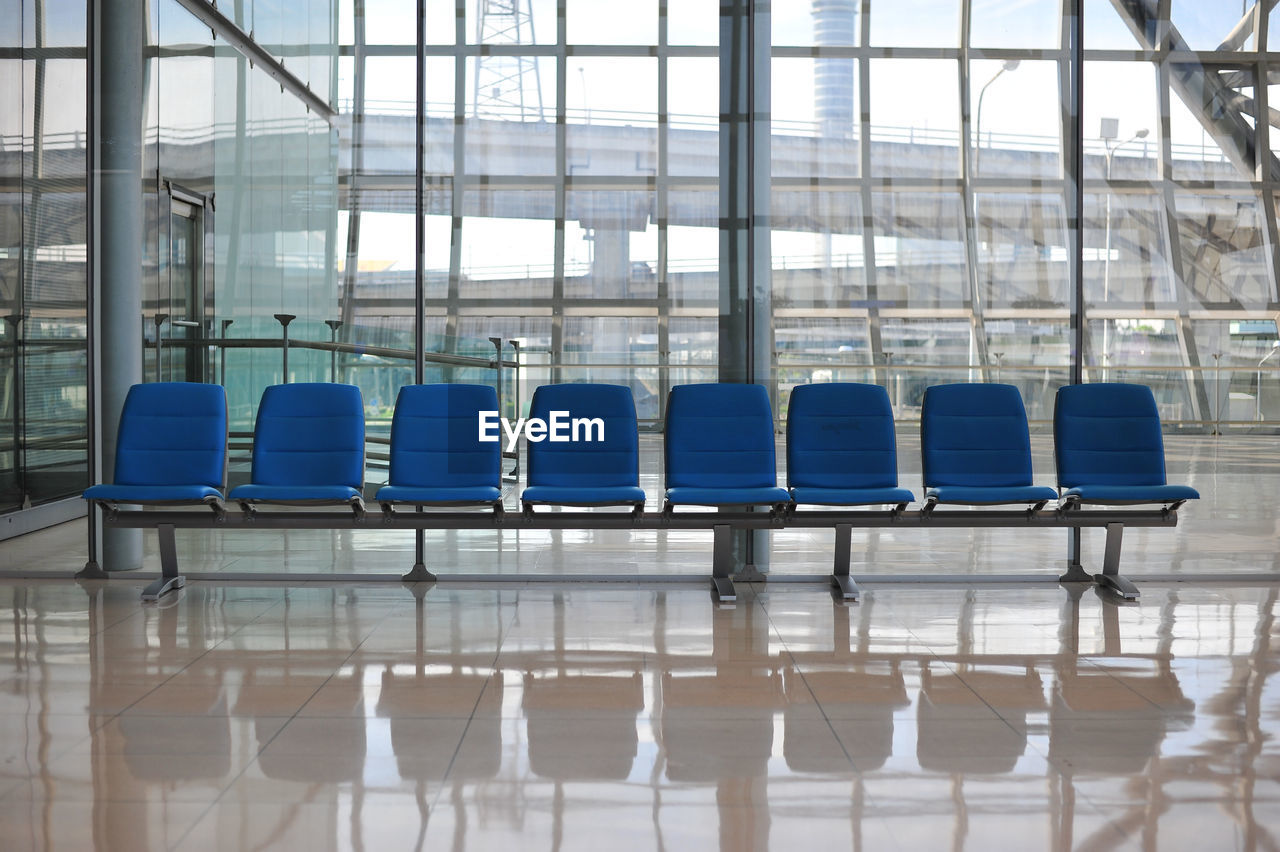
left=119, top=692, right=232, bottom=781
left=660, top=668, right=782, bottom=782
left=783, top=664, right=907, bottom=773
left=376, top=669, right=503, bottom=783
left=917, top=663, right=1044, bottom=774
left=522, top=671, right=644, bottom=780
left=246, top=674, right=367, bottom=783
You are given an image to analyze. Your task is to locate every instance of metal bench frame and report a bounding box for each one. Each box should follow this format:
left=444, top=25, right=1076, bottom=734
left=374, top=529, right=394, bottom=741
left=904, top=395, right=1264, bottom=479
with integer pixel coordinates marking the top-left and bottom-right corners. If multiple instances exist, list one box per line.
left=98, top=501, right=1181, bottom=603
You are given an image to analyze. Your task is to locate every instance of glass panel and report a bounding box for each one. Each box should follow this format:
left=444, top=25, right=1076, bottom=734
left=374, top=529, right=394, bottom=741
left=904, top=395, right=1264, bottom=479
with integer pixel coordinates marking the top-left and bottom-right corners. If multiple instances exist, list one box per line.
left=1168, top=64, right=1255, bottom=182
left=460, top=190, right=555, bottom=299
left=880, top=318, right=973, bottom=415
left=1083, top=0, right=1146, bottom=50
left=974, top=192, right=1069, bottom=310
left=465, top=56, right=555, bottom=174
left=564, top=191, right=658, bottom=299
left=364, top=0, right=417, bottom=45
left=970, top=59, right=1059, bottom=180
left=869, top=0, right=959, bottom=47
left=969, top=0, right=1058, bottom=49
left=983, top=318, right=1071, bottom=419
left=667, top=191, right=718, bottom=307
left=773, top=57, right=859, bottom=178
left=1170, top=0, right=1254, bottom=51
left=1083, top=191, right=1175, bottom=307
left=1191, top=318, right=1280, bottom=424
left=466, top=0, right=553, bottom=44
left=869, top=59, right=959, bottom=178
left=566, top=57, right=657, bottom=177
left=567, top=0, right=656, bottom=45
left=668, top=58, right=718, bottom=177
left=1173, top=191, right=1273, bottom=309
left=668, top=0, right=718, bottom=46
left=872, top=192, right=968, bottom=307
left=1083, top=61, right=1158, bottom=181
left=771, top=190, right=865, bottom=308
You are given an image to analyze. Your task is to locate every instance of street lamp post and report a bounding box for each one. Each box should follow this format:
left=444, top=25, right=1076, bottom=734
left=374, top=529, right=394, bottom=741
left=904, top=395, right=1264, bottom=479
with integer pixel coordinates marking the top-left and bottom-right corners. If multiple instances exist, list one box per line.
left=1256, top=340, right=1279, bottom=421
left=1100, top=121, right=1148, bottom=381
left=973, top=59, right=1020, bottom=177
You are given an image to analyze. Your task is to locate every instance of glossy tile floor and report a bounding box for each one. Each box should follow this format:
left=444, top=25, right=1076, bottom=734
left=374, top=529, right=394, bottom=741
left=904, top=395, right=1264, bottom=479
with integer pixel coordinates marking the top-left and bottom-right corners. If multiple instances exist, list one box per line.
left=0, top=580, right=1277, bottom=851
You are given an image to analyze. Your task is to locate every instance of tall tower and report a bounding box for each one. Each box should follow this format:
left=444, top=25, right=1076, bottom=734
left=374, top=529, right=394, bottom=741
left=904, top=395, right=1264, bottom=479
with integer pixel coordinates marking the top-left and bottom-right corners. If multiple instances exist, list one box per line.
left=813, top=0, right=856, bottom=137
left=472, top=0, right=546, bottom=120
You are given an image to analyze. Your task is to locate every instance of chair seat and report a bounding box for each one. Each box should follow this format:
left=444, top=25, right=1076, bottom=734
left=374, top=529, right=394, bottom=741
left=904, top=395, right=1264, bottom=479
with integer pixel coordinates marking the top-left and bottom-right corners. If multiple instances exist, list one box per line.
left=83, top=483, right=224, bottom=504
left=229, top=484, right=364, bottom=504
left=927, top=485, right=1057, bottom=505
left=375, top=485, right=502, bottom=505
left=789, top=486, right=915, bottom=506
left=1062, top=484, right=1199, bottom=504
left=522, top=485, right=646, bottom=506
left=665, top=486, right=791, bottom=506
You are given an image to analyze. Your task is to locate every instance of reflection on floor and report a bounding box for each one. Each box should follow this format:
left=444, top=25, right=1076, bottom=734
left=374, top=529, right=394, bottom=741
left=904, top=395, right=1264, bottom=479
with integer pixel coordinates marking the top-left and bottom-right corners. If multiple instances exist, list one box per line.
left=0, top=579, right=1276, bottom=851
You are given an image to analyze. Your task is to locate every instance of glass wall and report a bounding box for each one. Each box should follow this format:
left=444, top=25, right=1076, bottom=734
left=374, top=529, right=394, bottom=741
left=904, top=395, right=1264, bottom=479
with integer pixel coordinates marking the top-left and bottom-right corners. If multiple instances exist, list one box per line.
left=329, top=1, right=1280, bottom=432
left=0, top=0, right=89, bottom=514
left=147, top=0, right=339, bottom=433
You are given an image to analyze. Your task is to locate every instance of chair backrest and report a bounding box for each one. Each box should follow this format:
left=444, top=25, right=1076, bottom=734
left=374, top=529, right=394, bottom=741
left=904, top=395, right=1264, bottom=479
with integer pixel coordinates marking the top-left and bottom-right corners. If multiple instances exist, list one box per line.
left=526, top=383, right=639, bottom=488
left=113, top=382, right=227, bottom=488
left=1054, top=383, right=1167, bottom=488
left=786, top=383, right=900, bottom=489
left=665, top=383, right=777, bottom=489
left=251, top=383, right=365, bottom=489
left=388, top=384, right=501, bottom=488
left=921, top=383, right=1034, bottom=488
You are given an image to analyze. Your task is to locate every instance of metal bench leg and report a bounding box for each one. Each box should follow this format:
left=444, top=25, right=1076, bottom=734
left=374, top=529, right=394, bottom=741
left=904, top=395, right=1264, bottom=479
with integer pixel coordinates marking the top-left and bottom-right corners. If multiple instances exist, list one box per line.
left=141, top=524, right=185, bottom=602
left=831, top=523, right=860, bottom=601
left=1095, top=522, right=1140, bottom=601
left=711, top=524, right=736, bottom=602
left=401, top=523, right=438, bottom=583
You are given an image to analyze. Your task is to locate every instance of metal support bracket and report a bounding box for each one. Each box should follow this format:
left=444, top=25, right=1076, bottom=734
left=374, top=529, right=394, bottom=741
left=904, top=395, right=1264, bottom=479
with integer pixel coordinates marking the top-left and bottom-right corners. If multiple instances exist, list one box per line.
left=830, top=523, right=860, bottom=601
left=1094, top=522, right=1140, bottom=601
left=402, top=562, right=438, bottom=584
left=141, top=523, right=185, bottom=601
left=711, top=524, right=736, bottom=602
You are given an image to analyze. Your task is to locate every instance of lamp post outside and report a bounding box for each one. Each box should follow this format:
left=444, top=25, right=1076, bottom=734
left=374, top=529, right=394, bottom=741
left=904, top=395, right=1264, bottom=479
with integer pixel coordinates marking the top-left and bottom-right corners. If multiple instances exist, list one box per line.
left=1100, top=120, right=1148, bottom=381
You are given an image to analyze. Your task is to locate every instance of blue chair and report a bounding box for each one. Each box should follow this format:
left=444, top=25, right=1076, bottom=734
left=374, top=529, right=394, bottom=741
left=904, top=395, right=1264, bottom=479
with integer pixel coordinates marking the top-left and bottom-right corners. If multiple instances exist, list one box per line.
left=1053, top=383, right=1198, bottom=601
left=83, top=381, right=228, bottom=600
left=920, top=383, right=1057, bottom=511
left=375, top=384, right=503, bottom=510
left=786, top=383, right=914, bottom=509
left=1054, top=383, right=1198, bottom=509
left=521, top=383, right=646, bottom=510
left=663, top=383, right=790, bottom=509
left=664, top=383, right=789, bottom=602
left=228, top=383, right=366, bottom=515
left=83, top=382, right=228, bottom=510
left=786, top=382, right=914, bottom=600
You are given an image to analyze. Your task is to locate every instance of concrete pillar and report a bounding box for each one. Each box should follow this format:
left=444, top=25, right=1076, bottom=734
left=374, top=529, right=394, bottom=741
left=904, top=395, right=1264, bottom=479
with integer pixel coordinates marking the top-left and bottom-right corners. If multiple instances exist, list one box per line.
left=98, top=0, right=145, bottom=570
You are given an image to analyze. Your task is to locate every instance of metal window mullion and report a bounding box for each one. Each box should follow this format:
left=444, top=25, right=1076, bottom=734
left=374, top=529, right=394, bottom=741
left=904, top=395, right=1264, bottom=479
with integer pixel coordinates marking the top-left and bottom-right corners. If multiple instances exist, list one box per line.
left=550, top=0, right=567, bottom=386
left=444, top=0, right=465, bottom=350
left=657, top=0, right=670, bottom=416
left=958, top=0, right=989, bottom=382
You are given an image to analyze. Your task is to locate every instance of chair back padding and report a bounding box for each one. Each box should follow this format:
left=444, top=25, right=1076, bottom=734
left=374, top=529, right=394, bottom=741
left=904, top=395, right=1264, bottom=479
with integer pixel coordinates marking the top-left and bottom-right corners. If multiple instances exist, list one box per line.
left=665, top=383, right=778, bottom=488
left=526, top=384, right=640, bottom=488
left=113, top=382, right=227, bottom=488
left=921, top=383, right=1034, bottom=488
left=388, top=384, right=500, bottom=488
left=786, top=383, right=900, bottom=489
left=250, top=383, right=365, bottom=489
left=1054, top=383, right=1167, bottom=487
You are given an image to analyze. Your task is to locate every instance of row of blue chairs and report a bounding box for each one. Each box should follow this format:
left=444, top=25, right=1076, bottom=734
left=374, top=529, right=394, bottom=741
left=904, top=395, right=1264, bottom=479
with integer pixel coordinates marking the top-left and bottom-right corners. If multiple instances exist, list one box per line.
left=84, top=380, right=1198, bottom=515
